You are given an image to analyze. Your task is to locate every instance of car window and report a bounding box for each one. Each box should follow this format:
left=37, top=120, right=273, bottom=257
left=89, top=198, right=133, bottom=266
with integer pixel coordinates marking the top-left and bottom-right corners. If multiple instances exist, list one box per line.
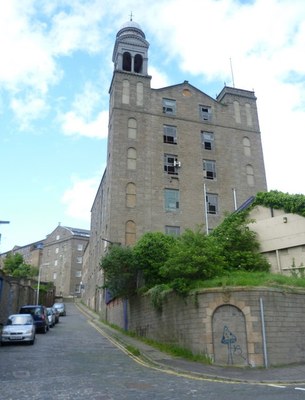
left=8, top=315, right=32, bottom=325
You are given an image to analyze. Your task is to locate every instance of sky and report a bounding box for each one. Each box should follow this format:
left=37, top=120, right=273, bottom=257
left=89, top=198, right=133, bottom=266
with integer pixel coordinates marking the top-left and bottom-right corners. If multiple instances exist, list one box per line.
left=1, top=0, right=305, bottom=253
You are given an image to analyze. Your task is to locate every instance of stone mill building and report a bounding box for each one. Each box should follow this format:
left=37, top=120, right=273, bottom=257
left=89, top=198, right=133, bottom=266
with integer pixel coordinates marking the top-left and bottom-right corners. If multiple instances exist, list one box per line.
left=83, top=19, right=267, bottom=311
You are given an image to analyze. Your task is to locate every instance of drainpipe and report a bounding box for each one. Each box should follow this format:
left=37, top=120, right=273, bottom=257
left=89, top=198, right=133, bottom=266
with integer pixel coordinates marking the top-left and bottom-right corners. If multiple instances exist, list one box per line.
left=232, top=188, right=237, bottom=210
left=203, top=183, right=209, bottom=234
left=260, top=297, right=268, bottom=368
left=275, top=249, right=281, bottom=273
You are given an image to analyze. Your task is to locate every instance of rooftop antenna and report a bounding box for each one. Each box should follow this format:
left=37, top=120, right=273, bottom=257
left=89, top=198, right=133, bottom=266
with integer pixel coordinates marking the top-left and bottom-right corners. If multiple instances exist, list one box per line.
left=229, top=58, right=235, bottom=88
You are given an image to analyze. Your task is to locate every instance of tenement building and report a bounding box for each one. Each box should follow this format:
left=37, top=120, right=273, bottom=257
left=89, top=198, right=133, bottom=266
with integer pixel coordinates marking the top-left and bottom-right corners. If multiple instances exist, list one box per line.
left=83, top=20, right=267, bottom=311
left=40, top=225, right=90, bottom=297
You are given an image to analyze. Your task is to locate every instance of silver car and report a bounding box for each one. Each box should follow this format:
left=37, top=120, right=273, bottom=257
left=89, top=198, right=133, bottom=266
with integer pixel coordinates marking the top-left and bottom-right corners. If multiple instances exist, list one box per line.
left=46, top=307, right=56, bottom=327
left=53, top=303, right=66, bottom=316
left=1, top=314, right=36, bottom=345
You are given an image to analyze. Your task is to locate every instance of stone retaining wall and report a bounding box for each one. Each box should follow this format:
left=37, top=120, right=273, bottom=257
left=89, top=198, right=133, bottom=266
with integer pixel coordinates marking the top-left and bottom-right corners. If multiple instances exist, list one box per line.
left=105, top=287, right=305, bottom=367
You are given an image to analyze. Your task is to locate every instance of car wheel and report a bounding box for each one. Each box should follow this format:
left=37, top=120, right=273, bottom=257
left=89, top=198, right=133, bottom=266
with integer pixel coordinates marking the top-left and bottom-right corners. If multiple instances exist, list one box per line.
left=29, top=337, right=35, bottom=345
left=42, top=325, right=47, bottom=334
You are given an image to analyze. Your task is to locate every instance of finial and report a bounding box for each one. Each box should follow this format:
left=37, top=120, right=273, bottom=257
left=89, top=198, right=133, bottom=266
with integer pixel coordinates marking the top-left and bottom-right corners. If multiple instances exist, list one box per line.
left=130, top=11, right=133, bottom=21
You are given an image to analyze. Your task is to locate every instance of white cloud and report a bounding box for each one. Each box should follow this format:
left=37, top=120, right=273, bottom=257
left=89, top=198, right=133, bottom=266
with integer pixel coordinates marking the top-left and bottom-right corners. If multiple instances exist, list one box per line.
left=0, top=0, right=110, bottom=129
left=61, top=175, right=101, bottom=221
left=10, top=94, right=49, bottom=130
left=61, top=109, right=108, bottom=139
left=60, top=82, right=109, bottom=138
left=149, top=66, right=170, bottom=89
left=49, top=0, right=107, bottom=55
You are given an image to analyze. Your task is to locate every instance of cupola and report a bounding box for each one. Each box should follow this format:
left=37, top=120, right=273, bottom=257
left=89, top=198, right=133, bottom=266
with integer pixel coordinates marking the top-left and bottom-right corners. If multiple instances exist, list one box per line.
left=112, top=20, right=149, bottom=75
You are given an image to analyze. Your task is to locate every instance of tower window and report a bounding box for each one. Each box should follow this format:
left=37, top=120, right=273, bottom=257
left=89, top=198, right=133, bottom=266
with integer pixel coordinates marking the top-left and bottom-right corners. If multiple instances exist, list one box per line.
left=127, top=147, right=137, bottom=170
left=163, top=125, right=177, bottom=144
left=200, top=105, right=212, bottom=121
left=246, top=164, right=255, bottom=186
left=164, top=154, right=179, bottom=175
left=125, top=220, right=136, bottom=245
left=203, top=160, right=216, bottom=180
left=206, top=193, right=218, bottom=215
left=163, top=98, right=176, bottom=115
left=243, top=137, right=251, bottom=157
left=164, top=189, right=180, bottom=211
left=128, top=118, right=137, bottom=139
left=123, top=52, right=132, bottom=71
left=134, top=54, right=143, bottom=73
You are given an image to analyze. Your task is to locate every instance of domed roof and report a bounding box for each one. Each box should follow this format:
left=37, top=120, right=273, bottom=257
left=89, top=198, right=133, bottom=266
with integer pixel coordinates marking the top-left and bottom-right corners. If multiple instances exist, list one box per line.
left=120, top=20, right=142, bottom=31
left=116, top=20, right=146, bottom=39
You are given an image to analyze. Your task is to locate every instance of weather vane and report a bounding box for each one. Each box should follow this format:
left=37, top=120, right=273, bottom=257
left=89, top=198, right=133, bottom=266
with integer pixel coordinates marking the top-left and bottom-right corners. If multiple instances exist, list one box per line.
left=130, top=11, right=133, bottom=21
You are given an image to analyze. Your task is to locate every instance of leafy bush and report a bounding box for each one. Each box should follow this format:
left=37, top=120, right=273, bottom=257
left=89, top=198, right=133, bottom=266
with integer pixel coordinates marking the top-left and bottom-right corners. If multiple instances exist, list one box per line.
left=160, top=229, right=226, bottom=295
left=133, top=232, right=176, bottom=288
left=3, top=252, right=38, bottom=278
left=211, top=211, right=270, bottom=273
left=100, top=245, right=137, bottom=298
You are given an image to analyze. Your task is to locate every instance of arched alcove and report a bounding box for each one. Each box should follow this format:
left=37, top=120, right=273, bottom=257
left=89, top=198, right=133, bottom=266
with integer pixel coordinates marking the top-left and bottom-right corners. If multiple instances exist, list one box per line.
left=212, top=304, right=248, bottom=366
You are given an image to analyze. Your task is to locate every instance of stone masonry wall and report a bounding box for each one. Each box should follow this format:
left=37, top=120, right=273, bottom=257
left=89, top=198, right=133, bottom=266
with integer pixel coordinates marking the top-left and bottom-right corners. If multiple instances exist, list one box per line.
left=105, top=287, right=305, bottom=367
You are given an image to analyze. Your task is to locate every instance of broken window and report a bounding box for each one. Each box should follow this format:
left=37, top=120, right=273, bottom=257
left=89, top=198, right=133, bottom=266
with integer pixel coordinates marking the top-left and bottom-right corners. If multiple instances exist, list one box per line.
left=164, top=154, right=179, bottom=175
left=163, top=125, right=177, bottom=144
left=162, top=98, right=176, bottom=115
left=203, top=160, right=216, bottom=180
left=201, top=131, right=214, bottom=150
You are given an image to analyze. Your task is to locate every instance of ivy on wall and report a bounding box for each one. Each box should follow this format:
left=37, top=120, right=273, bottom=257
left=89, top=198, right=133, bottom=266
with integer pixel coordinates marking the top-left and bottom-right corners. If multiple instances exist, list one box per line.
left=253, top=190, right=305, bottom=217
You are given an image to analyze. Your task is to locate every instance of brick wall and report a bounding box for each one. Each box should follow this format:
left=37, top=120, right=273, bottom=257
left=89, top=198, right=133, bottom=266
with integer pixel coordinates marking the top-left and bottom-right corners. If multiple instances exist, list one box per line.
left=105, top=287, right=305, bottom=367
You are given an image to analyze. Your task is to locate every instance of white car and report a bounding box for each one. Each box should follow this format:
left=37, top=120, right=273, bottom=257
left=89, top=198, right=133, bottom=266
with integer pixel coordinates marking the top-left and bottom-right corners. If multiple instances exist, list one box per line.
left=1, top=314, right=35, bottom=345
left=46, top=307, right=56, bottom=327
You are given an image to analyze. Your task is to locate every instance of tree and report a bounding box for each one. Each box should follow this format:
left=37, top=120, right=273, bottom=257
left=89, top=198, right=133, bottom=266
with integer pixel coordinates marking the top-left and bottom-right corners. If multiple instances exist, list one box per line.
left=160, top=229, right=226, bottom=295
left=3, top=253, right=38, bottom=278
left=133, top=232, right=176, bottom=288
left=100, top=245, right=137, bottom=298
left=211, top=211, right=270, bottom=273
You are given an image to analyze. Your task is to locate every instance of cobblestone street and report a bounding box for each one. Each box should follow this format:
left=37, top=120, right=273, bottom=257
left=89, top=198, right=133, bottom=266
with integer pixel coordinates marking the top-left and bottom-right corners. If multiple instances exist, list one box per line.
left=1, top=303, right=305, bottom=400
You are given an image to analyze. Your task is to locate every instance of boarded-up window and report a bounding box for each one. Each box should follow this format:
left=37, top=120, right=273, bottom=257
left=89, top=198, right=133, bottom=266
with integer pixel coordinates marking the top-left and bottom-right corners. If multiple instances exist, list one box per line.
left=136, top=82, right=144, bottom=106
left=126, top=183, right=136, bottom=208
left=127, top=148, right=136, bottom=170
left=128, top=118, right=137, bottom=139
left=125, top=220, right=136, bottom=245
left=122, top=80, right=130, bottom=104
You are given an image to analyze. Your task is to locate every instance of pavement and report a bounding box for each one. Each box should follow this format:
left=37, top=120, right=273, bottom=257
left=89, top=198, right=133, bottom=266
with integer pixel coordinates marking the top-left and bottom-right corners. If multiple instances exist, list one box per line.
left=75, top=302, right=305, bottom=385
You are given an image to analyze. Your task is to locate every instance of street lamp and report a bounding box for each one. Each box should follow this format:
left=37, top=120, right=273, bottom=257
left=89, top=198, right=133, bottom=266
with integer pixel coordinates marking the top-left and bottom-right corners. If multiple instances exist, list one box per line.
left=36, top=263, right=48, bottom=305
left=36, top=265, right=42, bottom=305
left=0, top=220, right=10, bottom=245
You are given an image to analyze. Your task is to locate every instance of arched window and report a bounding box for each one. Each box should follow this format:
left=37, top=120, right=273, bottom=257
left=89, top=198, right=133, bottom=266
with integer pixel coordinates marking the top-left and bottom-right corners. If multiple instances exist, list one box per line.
left=233, top=100, right=241, bottom=123
left=128, top=118, right=137, bottom=139
left=122, top=80, right=130, bottom=104
left=134, top=54, right=143, bottom=73
left=243, top=137, right=251, bottom=157
left=245, top=103, right=253, bottom=126
left=125, top=220, right=136, bottom=245
left=127, top=147, right=137, bottom=170
left=246, top=164, right=255, bottom=186
left=126, top=182, right=136, bottom=207
left=122, top=52, right=131, bottom=71
left=136, top=82, right=143, bottom=106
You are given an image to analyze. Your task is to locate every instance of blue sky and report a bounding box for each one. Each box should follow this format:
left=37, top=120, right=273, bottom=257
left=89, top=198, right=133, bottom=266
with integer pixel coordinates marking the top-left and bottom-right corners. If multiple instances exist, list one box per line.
left=1, top=0, right=305, bottom=253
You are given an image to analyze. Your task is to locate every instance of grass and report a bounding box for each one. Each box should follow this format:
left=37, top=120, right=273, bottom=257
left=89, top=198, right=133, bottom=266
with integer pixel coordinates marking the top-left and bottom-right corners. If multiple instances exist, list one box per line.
left=192, top=270, right=305, bottom=290
left=105, top=321, right=212, bottom=364
left=125, top=344, right=141, bottom=356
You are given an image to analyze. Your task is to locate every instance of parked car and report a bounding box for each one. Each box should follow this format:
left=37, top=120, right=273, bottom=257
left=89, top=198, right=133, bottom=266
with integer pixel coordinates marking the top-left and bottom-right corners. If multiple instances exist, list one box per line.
left=53, top=303, right=66, bottom=316
left=1, top=314, right=35, bottom=345
left=52, top=307, right=60, bottom=324
left=19, top=305, right=49, bottom=333
left=46, top=307, right=56, bottom=327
